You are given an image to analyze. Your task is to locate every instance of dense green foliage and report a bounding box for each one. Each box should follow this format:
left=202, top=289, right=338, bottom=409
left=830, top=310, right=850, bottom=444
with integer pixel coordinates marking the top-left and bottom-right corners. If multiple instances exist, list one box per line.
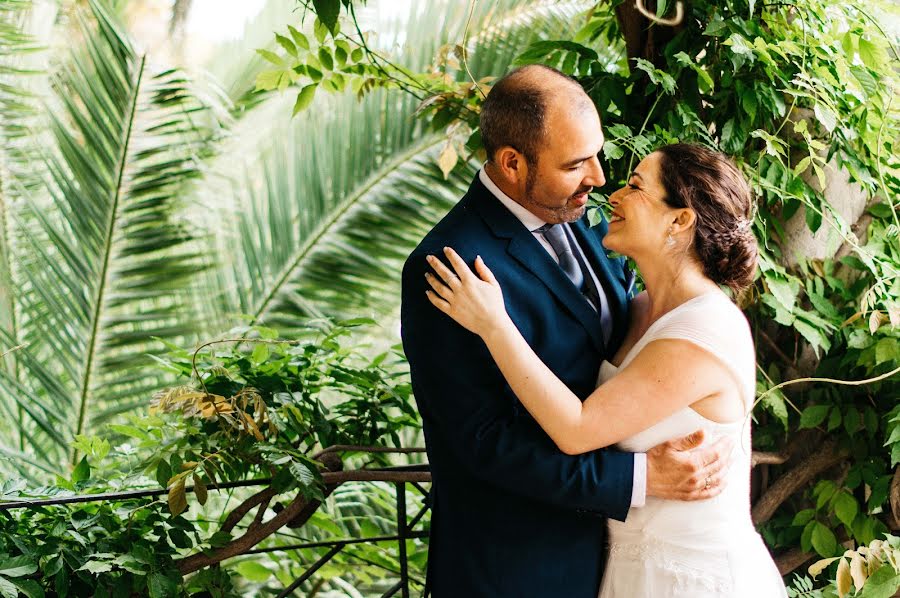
left=0, top=320, right=418, bottom=596
left=0, top=0, right=898, bottom=594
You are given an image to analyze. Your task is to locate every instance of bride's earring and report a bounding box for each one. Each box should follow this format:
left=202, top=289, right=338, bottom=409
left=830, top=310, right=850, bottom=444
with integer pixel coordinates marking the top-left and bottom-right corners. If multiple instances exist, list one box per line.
left=665, top=227, right=676, bottom=248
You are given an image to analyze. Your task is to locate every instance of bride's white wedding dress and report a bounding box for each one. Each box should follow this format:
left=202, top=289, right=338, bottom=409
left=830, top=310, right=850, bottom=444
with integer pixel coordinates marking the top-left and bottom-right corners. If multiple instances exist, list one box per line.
left=597, top=291, right=787, bottom=597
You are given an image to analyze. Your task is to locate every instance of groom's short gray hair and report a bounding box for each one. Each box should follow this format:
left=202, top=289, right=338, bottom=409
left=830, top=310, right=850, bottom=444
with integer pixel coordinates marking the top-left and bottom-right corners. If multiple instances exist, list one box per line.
left=480, top=64, right=584, bottom=165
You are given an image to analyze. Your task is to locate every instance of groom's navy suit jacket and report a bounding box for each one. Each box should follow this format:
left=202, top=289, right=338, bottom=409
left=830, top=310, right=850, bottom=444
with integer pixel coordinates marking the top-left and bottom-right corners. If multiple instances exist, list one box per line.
left=401, top=175, right=636, bottom=597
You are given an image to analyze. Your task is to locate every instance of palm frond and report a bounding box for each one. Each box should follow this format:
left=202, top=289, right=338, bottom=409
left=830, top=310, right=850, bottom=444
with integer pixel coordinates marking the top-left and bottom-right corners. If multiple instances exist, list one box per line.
left=202, top=0, right=591, bottom=332
left=0, top=0, right=50, bottom=454
left=0, top=0, right=229, bottom=471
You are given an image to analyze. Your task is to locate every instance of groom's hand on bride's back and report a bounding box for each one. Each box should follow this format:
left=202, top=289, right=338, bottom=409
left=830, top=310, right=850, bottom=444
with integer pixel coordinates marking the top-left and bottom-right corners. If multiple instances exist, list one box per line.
left=645, top=430, right=733, bottom=501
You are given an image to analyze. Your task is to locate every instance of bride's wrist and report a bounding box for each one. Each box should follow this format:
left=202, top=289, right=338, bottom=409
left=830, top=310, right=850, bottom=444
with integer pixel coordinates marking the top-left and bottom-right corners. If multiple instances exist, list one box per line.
left=480, top=314, right=514, bottom=344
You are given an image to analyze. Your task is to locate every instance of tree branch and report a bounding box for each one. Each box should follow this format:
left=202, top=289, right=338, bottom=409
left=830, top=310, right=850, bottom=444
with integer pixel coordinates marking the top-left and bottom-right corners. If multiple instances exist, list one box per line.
left=752, top=440, right=848, bottom=524
left=221, top=487, right=278, bottom=534
left=752, top=451, right=790, bottom=467
left=775, top=547, right=814, bottom=577
left=177, top=487, right=315, bottom=574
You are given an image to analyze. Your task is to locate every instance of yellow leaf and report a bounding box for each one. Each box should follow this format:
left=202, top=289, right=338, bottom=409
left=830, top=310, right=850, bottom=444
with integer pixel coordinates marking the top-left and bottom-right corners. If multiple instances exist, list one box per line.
left=888, top=302, right=900, bottom=328
left=242, top=413, right=265, bottom=441
left=437, top=143, right=458, bottom=180
left=836, top=557, right=851, bottom=598
left=168, top=478, right=188, bottom=516
left=850, top=551, right=868, bottom=592
left=809, top=556, right=842, bottom=577
left=869, top=310, right=883, bottom=334
left=867, top=553, right=881, bottom=574
left=192, top=473, right=208, bottom=506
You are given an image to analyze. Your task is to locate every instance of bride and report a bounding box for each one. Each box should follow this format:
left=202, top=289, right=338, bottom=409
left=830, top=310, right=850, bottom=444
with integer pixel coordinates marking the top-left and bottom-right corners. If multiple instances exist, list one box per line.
left=423, top=143, right=786, bottom=597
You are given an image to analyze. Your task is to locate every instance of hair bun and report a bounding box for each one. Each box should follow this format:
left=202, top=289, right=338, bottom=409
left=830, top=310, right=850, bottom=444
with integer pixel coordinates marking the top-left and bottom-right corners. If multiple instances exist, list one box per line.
left=702, top=226, right=758, bottom=292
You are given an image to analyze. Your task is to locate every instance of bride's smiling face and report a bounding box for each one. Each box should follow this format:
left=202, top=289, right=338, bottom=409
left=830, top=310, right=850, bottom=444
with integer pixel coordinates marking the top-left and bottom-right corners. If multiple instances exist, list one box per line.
left=602, top=152, right=688, bottom=258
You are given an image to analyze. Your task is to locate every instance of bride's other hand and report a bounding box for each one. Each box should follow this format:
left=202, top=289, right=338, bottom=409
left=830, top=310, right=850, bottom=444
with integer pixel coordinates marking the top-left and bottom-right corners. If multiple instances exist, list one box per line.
left=425, top=247, right=511, bottom=338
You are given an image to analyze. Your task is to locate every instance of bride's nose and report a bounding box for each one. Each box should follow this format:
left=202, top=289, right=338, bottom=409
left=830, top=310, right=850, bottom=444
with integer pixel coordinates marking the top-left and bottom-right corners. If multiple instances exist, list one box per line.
left=607, top=188, right=624, bottom=207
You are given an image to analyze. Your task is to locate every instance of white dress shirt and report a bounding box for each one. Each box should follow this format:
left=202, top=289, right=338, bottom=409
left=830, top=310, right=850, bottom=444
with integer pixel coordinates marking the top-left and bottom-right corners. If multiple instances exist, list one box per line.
left=479, top=167, right=647, bottom=508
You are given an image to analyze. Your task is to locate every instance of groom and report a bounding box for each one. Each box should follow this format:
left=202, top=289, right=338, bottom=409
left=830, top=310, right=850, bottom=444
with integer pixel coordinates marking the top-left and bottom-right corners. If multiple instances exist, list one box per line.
left=401, top=65, right=731, bottom=597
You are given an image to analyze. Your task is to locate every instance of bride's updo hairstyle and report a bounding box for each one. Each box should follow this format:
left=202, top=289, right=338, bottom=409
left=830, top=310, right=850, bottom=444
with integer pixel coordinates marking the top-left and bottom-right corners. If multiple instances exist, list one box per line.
left=656, top=143, right=758, bottom=293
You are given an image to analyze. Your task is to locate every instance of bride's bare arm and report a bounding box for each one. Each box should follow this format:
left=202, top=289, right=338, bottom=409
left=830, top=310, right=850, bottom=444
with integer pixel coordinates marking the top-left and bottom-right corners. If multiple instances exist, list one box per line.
left=425, top=247, right=731, bottom=455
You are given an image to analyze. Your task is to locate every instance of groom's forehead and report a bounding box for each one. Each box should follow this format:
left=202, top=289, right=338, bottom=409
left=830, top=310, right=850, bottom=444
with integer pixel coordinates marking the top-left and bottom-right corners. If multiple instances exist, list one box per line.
left=543, top=102, right=603, bottom=148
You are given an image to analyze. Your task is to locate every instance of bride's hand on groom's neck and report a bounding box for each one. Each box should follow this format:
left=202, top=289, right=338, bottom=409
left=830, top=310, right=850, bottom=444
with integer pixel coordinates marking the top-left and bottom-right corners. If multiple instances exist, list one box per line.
left=645, top=430, right=734, bottom=501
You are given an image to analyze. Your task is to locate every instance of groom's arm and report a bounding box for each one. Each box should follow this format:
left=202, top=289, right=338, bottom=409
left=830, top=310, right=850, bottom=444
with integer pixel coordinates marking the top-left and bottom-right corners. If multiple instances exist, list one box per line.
left=402, top=252, right=635, bottom=521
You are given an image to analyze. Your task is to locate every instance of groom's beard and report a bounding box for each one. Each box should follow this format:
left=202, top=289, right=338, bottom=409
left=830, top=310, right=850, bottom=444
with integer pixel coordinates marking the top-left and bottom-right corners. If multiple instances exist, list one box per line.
left=524, top=172, right=591, bottom=223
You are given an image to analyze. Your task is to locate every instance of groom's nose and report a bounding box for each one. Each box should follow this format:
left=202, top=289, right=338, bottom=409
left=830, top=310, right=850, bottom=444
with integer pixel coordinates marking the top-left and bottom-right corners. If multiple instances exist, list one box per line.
left=583, top=155, right=606, bottom=187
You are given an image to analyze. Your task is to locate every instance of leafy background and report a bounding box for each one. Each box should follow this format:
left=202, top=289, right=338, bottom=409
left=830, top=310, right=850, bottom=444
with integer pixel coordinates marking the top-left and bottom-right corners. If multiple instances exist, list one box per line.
left=0, top=0, right=898, bottom=596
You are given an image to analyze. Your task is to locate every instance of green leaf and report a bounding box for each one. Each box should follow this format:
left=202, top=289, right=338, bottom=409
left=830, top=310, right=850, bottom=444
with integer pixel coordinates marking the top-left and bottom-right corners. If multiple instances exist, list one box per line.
left=792, top=508, right=815, bottom=526
left=251, top=343, right=270, bottom=364
left=0, top=578, right=17, bottom=598
left=292, top=84, right=318, bottom=116
left=255, top=69, right=283, bottom=91
left=148, top=573, right=178, bottom=598
left=800, top=405, right=830, bottom=429
left=805, top=204, right=823, bottom=232
left=288, top=26, right=309, bottom=50
left=826, top=406, right=841, bottom=431
left=71, top=456, right=90, bottom=484
left=874, top=338, right=899, bottom=365
left=313, top=0, right=341, bottom=35
left=867, top=202, right=893, bottom=219
left=0, top=557, right=37, bottom=578
left=851, top=65, right=878, bottom=98
left=810, top=522, right=837, bottom=556
left=844, top=407, right=861, bottom=435
left=859, top=565, right=900, bottom=598
left=318, top=48, right=334, bottom=71
left=794, top=319, right=830, bottom=354
left=78, top=560, right=113, bottom=574
left=256, top=49, right=284, bottom=66
left=168, top=528, right=192, bottom=549
left=857, top=38, right=881, bottom=70
left=156, top=459, right=172, bottom=488
left=603, top=141, right=624, bottom=161
left=275, top=34, right=297, bottom=58
left=766, top=276, right=796, bottom=312
left=235, top=561, right=272, bottom=582
left=813, top=103, right=837, bottom=133
left=11, top=579, right=43, bottom=598
left=832, top=491, right=857, bottom=529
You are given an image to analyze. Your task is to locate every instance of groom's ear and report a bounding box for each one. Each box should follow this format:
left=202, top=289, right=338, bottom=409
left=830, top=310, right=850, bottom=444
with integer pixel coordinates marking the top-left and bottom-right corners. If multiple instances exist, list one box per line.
left=494, top=146, right=528, bottom=184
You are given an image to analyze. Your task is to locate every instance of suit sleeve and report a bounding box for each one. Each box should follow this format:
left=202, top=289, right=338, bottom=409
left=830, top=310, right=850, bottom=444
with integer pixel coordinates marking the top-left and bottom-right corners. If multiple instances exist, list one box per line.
left=401, top=253, right=634, bottom=521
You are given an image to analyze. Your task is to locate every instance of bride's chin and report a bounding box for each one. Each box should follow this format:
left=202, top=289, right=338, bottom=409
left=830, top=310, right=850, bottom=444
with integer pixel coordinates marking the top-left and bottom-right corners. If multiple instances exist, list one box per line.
left=601, top=235, right=621, bottom=253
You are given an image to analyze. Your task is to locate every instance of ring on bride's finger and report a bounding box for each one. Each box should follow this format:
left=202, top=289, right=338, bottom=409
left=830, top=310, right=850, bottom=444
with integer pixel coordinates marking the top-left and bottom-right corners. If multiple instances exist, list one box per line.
left=704, top=475, right=712, bottom=490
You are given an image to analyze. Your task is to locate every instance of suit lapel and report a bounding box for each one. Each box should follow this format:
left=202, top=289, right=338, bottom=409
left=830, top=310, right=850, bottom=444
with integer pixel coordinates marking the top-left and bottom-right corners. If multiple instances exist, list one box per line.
left=468, top=178, right=606, bottom=353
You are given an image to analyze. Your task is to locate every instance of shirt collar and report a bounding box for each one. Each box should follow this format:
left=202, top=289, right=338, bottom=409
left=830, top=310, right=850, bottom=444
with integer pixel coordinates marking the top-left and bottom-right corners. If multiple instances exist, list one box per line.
left=479, top=166, right=547, bottom=232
